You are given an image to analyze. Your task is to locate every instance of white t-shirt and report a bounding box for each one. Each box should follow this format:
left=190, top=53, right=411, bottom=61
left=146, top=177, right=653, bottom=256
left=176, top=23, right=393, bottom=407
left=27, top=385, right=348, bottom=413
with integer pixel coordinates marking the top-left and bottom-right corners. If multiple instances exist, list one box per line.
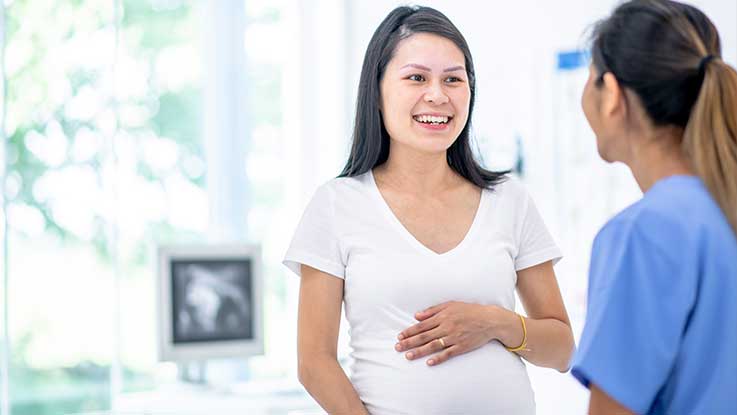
left=283, top=171, right=562, bottom=415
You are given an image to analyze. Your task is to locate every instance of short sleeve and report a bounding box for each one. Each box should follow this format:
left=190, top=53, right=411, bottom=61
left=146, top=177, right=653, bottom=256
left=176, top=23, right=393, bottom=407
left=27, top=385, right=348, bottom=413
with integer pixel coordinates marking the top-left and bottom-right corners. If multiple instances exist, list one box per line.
left=514, top=191, right=563, bottom=271
left=570, top=216, right=697, bottom=413
left=282, top=184, right=345, bottom=279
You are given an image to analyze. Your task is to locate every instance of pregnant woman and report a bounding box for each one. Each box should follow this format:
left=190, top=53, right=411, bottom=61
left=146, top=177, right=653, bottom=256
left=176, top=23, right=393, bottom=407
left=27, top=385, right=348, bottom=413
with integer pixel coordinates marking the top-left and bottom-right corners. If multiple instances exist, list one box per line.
left=284, top=6, right=574, bottom=414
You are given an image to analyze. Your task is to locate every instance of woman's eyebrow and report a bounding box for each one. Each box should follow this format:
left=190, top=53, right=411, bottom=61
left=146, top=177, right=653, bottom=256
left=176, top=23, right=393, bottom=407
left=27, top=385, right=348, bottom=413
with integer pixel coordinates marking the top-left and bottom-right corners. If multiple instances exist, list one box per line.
left=399, top=63, right=465, bottom=73
left=399, top=63, right=431, bottom=71
left=443, top=65, right=465, bottom=73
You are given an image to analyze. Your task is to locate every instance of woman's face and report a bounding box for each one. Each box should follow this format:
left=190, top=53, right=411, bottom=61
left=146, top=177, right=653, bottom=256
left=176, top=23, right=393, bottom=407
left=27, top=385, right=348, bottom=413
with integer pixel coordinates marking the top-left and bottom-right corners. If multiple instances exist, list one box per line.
left=379, top=33, right=470, bottom=155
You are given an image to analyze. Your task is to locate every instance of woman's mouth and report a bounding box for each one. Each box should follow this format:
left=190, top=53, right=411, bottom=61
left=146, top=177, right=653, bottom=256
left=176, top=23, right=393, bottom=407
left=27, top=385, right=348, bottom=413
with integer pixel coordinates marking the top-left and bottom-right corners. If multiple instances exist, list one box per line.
left=412, top=114, right=453, bottom=130
left=413, top=114, right=452, bottom=124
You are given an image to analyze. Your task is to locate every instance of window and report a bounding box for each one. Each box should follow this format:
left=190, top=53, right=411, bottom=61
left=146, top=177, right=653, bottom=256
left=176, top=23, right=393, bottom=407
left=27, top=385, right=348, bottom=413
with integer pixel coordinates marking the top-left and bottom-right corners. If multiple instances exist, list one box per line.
left=4, top=1, right=118, bottom=412
left=1, top=0, right=296, bottom=412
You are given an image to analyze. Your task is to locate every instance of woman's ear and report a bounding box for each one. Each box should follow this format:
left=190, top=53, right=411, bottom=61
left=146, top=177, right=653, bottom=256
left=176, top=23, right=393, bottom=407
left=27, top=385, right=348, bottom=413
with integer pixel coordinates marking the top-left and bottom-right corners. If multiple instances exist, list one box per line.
left=600, top=72, right=627, bottom=121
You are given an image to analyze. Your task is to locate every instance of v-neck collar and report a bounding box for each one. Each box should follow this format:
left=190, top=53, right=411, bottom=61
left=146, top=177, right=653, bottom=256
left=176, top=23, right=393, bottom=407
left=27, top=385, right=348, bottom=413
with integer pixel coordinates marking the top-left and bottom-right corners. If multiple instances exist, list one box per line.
left=367, top=169, right=487, bottom=258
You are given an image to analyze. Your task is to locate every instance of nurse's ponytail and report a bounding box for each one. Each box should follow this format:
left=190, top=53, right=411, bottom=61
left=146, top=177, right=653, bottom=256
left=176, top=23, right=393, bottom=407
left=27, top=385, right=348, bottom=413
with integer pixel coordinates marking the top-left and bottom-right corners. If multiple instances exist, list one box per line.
left=683, top=57, right=737, bottom=235
left=590, top=0, right=737, bottom=235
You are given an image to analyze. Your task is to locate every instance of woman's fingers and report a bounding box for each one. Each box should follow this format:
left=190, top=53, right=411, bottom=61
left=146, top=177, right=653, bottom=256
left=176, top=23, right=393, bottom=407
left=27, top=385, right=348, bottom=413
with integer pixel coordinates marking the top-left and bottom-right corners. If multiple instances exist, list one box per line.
left=414, top=301, right=452, bottom=320
left=399, top=332, right=466, bottom=366
left=426, top=344, right=460, bottom=366
left=396, top=302, right=495, bottom=366
left=396, top=325, right=442, bottom=352
left=401, top=333, right=449, bottom=360
left=397, top=314, right=439, bottom=341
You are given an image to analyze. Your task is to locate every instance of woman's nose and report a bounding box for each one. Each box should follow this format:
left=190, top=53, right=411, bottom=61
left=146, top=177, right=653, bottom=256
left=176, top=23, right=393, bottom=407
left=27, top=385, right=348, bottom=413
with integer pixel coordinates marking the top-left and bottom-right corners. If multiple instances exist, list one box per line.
left=423, top=82, right=449, bottom=105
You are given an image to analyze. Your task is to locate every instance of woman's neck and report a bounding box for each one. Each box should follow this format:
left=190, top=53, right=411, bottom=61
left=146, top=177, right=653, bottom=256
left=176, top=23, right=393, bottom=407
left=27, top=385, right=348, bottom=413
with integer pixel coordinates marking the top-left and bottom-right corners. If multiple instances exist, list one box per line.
left=373, top=142, right=460, bottom=195
left=626, top=127, right=694, bottom=192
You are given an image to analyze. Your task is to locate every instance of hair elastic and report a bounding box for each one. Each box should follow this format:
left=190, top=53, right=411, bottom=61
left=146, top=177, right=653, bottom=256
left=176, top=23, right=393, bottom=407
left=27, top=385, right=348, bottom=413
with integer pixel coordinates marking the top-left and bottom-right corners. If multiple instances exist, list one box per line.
left=699, top=55, right=716, bottom=77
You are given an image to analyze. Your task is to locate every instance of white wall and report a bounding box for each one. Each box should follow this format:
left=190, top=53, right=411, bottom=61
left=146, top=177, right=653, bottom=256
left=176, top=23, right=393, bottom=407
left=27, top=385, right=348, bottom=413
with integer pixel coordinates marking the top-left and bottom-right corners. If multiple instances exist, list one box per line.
left=697, top=0, right=737, bottom=64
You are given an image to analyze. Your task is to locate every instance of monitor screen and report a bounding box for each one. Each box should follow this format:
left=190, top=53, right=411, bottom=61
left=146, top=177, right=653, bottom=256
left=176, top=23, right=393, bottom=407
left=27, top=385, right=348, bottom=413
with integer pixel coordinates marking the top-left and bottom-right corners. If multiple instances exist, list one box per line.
left=171, top=259, right=254, bottom=344
left=157, top=244, right=263, bottom=362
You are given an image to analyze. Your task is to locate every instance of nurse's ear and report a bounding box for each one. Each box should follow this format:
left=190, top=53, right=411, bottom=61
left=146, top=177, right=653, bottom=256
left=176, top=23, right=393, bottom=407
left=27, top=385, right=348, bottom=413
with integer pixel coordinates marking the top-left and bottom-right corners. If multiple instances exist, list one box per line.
left=599, top=72, right=630, bottom=126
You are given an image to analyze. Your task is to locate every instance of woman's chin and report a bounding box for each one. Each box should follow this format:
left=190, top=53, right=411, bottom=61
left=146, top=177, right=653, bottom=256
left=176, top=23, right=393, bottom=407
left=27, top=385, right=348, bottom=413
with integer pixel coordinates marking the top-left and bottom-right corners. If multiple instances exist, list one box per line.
left=596, top=140, right=618, bottom=164
left=413, top=140, right=456, bottom=156
left=409, top=134, right=458, bottom=154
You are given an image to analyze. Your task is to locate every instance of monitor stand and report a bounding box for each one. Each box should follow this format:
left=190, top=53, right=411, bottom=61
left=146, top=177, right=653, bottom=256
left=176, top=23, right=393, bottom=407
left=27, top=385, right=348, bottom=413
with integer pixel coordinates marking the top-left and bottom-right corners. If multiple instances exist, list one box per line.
left=177, top=361, right=207, bottom=384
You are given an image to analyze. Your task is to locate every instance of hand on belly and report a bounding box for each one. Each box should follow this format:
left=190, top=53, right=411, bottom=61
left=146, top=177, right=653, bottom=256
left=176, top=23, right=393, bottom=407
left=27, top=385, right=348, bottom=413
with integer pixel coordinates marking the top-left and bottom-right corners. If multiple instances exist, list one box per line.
left=394, top=301, right=502, bottom=366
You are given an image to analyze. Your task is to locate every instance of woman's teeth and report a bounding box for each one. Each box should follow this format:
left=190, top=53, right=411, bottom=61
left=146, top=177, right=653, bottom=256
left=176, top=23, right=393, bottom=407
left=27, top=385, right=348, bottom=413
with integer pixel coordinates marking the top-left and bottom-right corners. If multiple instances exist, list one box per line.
left=413, top=115, right=450, bottom=124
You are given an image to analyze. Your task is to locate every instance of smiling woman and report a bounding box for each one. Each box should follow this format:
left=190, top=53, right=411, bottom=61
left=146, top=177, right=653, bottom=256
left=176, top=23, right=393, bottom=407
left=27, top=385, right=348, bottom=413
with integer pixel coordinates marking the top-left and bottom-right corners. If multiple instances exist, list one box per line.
left=283, top=5, right=574, bottom=415
left=379, top=33, right=469, bottom=154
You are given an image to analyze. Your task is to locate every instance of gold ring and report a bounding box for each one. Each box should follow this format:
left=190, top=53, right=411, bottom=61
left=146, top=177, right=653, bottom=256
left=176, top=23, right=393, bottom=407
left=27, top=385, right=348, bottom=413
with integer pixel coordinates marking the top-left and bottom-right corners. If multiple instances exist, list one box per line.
left=438, top=338, right=446, bottom=348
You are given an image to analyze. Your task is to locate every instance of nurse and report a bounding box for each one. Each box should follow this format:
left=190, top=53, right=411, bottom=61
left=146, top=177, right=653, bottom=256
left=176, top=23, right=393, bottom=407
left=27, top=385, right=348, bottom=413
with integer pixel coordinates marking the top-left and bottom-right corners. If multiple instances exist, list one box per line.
left=572, top=1, right=737, bottom=414
left=284, top=5, right=574, bottom=415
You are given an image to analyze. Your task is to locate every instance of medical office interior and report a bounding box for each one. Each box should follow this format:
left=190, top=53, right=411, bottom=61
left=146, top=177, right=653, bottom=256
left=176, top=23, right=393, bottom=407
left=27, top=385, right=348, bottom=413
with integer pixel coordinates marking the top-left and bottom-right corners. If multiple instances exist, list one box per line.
left=0, top=0, right=734, bottom=414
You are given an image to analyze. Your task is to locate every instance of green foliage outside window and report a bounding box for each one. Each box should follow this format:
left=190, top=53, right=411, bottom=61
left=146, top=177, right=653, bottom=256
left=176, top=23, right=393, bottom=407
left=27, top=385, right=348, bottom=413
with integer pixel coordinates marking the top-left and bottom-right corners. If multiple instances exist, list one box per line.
left=5, top=0, right=204, bottom=412
left=3, top=0, right=287, bottom=412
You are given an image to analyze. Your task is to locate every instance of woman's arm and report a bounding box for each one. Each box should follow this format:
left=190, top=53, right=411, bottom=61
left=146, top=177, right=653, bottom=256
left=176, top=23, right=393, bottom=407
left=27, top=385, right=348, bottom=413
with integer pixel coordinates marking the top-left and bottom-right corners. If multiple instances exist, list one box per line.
left=297, top=264, right=369, bottom=414
left=494, top=260, right=575, bottom=371
left=589, top=383, right=634, bottom=415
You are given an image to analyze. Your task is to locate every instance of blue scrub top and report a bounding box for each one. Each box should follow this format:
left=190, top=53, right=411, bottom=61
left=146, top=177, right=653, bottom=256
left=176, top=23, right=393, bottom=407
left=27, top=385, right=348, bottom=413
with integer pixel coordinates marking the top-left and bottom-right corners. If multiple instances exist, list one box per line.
left=571, top=175, right=737, bottom=414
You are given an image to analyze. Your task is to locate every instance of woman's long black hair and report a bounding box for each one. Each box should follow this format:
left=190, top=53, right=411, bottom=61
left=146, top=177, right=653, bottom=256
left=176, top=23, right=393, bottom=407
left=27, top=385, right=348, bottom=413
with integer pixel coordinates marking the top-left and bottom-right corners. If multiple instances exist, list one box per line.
left=339, top=6, right=508, bottom=189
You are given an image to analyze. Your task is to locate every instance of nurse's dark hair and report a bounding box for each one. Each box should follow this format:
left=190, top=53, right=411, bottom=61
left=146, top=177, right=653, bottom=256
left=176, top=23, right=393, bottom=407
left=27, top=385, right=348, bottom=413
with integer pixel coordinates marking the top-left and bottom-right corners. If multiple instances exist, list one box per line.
left=590, top=0, right=737, bottom=235
left=339, top=5, right=508, bottom=189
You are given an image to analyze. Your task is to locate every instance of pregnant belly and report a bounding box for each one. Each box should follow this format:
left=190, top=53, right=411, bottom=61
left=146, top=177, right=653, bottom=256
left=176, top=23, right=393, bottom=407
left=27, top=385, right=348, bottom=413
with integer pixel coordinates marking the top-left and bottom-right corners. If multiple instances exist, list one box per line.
left=349, top=340, right=535, bottom=415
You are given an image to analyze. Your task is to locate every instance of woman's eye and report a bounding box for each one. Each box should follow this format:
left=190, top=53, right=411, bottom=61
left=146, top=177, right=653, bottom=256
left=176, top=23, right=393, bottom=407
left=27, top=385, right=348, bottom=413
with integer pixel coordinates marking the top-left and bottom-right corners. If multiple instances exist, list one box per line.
left=445, top=76, right=462, bottom=83
left=408, top=74, right=425, bottom=82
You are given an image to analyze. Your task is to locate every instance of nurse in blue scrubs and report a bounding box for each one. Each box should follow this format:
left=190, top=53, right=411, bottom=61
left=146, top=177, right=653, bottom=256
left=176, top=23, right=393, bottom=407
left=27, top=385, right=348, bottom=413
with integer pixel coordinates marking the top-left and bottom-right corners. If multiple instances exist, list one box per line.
left=571, top=1, right=737, bottom=414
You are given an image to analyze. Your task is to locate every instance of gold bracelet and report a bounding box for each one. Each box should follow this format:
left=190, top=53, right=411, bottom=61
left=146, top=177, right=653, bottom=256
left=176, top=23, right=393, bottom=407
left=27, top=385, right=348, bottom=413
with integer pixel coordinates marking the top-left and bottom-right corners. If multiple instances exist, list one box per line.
left=505, top=313, right=529, bottom=353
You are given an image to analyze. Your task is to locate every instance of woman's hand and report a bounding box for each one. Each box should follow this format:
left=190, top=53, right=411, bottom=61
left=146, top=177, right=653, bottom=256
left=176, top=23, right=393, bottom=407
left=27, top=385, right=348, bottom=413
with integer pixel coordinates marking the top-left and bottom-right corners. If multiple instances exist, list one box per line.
left=395, top=301, right=502, bottom=366
left=394, top=262, right=574, bottom=370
